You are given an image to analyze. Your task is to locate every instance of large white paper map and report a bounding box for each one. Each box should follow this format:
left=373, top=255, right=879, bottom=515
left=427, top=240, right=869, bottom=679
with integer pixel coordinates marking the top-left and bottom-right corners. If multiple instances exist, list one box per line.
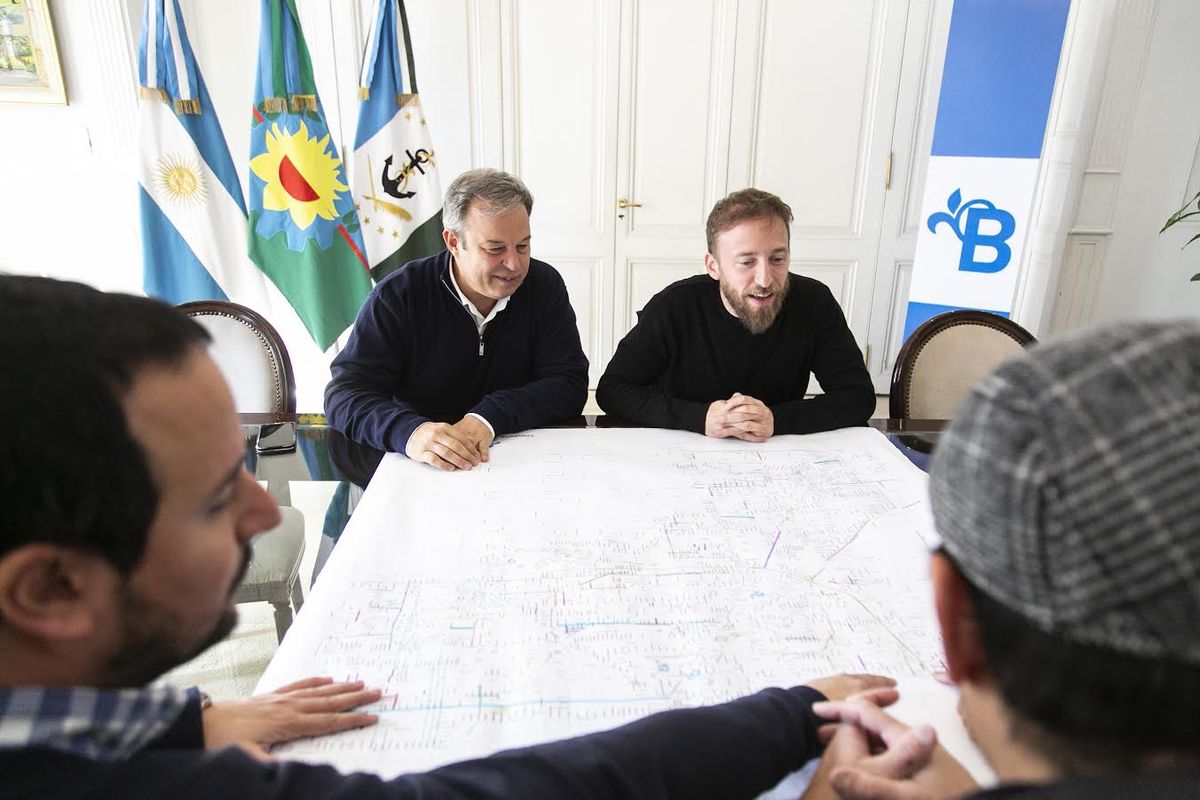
left=258, top=427, right=946, bottom=777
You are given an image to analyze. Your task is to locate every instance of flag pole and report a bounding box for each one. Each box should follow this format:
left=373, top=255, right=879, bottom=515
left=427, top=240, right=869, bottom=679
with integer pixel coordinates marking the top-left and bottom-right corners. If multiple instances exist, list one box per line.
left=397, top=0, right=418, bottom=94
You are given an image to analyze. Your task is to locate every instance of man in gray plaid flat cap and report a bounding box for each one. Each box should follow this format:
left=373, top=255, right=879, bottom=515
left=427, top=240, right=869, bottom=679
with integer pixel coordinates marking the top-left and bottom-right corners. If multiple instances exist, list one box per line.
left=805, top=320, right=1200, bottom=800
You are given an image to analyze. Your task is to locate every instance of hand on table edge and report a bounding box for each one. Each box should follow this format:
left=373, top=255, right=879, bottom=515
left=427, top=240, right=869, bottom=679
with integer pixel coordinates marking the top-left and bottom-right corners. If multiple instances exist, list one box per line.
left=202, top=676, right=382, bottom=760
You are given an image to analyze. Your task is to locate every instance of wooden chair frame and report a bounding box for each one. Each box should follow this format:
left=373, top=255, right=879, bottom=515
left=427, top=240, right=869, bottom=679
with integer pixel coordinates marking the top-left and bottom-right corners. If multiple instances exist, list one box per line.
left=889, top=309, right=1036, bottom=420
left=177, top=300, right=297, bottom=413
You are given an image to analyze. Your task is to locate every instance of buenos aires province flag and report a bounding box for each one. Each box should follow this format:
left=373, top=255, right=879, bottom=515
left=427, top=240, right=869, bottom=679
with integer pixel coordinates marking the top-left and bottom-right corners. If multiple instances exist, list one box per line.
left=137, top=0, right=272, bottom=308
left=352, top=0, right=444, bottom=281
left=248, top=0, right=373, bottom=351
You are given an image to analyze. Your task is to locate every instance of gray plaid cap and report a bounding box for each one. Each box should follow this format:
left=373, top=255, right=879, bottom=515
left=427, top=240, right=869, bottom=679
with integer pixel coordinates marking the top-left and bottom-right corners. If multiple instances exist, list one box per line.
left=930, top=320, right=1200, bottom=663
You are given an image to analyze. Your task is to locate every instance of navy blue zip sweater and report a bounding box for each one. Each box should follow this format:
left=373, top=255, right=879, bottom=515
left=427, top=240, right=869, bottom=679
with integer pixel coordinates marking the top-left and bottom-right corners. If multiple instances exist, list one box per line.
left=325, top=251, right=589, bottom=453
left=0, top=686, right=828, bottom=799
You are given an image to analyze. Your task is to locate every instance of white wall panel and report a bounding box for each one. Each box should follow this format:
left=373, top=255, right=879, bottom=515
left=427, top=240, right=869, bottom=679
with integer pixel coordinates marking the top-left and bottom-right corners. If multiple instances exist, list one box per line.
left=624, top=259, right=703, bottom=332
left=511, top=0, right=611, bottom=239
left=550, top=257, right=604, bottom=385
left=791, top=261, right=857, bottom=311
left=624, top=0, right=727, bottom=237
left=896, top=0, right=944, bottom=238
left=1054, top=239, right=1103, bottom=329
left=751, top=1, right=882, bottom=235
left=883, top=260, right=914, bottom=371
left=1073, top=170, right=1120, bottom=232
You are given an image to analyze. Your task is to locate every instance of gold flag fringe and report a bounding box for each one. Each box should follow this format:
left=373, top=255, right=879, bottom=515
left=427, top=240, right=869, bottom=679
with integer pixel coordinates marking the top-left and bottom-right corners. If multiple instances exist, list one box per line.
left=358, top=86, right=370, bottom=100
left=173, top=98, right=201, bottom=115
left=289, top=94, right=317, bottom=112
left=138, top=86, right=168, bottom=103
left=262, top=97, right=287, bottom=114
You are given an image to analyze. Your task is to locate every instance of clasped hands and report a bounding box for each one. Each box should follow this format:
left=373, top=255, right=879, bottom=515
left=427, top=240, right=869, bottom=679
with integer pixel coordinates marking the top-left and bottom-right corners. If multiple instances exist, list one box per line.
left=405, top=415, right=494, bottom=471
left=706, top=392, right=774, bottom=442
left=801, top=688, right=978, bottom=800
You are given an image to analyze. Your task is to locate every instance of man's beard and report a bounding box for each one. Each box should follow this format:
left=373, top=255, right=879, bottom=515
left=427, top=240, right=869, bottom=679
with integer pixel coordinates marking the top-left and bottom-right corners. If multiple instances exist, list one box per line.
left=100, top=545, right=252, bottom=687
left=721, top=274, right=790, bottom=334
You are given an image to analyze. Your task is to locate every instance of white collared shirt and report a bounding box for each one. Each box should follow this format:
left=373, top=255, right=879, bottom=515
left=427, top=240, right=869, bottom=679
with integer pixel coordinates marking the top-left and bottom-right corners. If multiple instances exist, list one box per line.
left=447, top=265, right=506, bottom=440
left=448, top=265, right=510, bottom=336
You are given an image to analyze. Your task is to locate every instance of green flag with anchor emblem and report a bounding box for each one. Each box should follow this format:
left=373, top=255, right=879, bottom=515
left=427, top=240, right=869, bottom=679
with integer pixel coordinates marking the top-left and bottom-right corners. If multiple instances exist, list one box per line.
left=351, top=0, right=444, bottom=282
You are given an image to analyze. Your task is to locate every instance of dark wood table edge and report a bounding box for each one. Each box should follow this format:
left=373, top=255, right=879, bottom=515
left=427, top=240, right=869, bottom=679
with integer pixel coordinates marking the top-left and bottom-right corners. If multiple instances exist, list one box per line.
left=239, top=413, right=946, bottom=434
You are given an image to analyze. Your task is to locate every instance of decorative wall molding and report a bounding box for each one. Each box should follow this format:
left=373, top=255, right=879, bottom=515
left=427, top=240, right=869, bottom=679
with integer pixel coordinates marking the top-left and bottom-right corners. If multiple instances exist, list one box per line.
left=623, top=257, right=702, bottom=330
left=588, top=0, right=618, bottom=240
left=1053, top=239, right=1104, bottom=328
left=505, top=0, right=615, bottom=240
left=725, top=0, right=766, bottom=192
left=899, top=0, right=943, bottom=238
left=883, top=260, right=914, bottom=371
left=1087, top=0, right=1157, bottom=171
left=546, top=256, right=604, bottom=381
left=498, top=0, right=519, bottom=172
left=748, top=1, right=891, bottom=238
left=466, top=0, right=503, bottom=167
left=623, top=0, right=734, bottom=239
left=82, top=0, right=139, bottom=161
left=1073, top=170, right=1121, bottom=233
left=1038, top=0, right=1160, bottom=334
left=790, top=259, right=858, bottom=312
left=703, top=0, right=738, bottom=217
left=1014, top=0, right=1158, bottom=335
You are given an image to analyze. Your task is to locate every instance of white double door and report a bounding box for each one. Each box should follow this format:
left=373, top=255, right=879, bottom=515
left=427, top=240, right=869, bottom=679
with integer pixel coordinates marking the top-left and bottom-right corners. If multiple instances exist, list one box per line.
left=493, top=0, right=947, bottom=390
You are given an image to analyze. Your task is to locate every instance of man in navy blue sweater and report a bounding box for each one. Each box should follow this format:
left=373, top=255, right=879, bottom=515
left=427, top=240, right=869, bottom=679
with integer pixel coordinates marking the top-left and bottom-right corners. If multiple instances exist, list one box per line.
left=325, top=169, right=589, bottom=471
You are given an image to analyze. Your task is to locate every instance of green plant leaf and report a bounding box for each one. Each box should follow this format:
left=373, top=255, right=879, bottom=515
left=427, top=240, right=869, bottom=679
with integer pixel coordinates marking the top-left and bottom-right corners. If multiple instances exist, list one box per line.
left=1162, top=210, right=1200, bottom=232
left=1162, top=189, right=1200, bottom=232
left=1162, top=212, right=1200, bottom=233
left=1187, top=231, right=1200, bottom=247
left=1191, top=273, right=1200, bottom=282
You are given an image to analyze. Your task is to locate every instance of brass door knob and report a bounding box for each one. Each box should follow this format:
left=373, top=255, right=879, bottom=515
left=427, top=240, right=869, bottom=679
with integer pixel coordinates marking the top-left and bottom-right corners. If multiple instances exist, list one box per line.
left=617, top=197, right=642, bottom=209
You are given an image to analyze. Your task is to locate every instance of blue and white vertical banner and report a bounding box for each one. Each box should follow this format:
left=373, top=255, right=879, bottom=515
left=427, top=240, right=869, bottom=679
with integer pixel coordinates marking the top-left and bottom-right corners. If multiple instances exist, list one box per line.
left=904, top=0, right=1071, bottom=341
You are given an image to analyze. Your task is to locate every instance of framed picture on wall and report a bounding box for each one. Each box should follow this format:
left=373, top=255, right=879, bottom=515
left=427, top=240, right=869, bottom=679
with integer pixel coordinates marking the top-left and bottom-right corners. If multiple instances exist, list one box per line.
left=0, top=0, right=65, bottom=105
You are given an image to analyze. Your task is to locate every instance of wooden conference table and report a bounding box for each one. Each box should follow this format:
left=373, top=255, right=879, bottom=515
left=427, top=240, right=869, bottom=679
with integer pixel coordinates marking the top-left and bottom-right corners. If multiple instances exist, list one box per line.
left=242, top=417, right=989, bottom=789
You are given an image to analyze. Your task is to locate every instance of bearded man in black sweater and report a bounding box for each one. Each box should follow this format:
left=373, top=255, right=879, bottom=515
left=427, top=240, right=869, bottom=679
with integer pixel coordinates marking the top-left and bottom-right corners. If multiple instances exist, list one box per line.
left=597, top=188, right=875, bottom=439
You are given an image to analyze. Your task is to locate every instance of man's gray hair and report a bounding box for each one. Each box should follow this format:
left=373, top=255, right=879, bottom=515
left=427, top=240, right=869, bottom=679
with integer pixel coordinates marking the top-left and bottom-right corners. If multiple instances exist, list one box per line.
left=442, top=168, right=534, bottom=235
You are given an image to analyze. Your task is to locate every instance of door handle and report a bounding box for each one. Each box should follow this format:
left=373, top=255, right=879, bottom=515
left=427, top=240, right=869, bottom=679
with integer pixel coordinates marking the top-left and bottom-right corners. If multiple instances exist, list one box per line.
left=617, top=197, right=642, bottom=209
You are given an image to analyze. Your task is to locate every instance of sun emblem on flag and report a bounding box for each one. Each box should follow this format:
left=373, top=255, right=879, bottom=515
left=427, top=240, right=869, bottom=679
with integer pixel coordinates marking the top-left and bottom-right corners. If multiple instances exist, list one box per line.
left=250, top=121, right=348, bottom=231
left=154, top=154, right=206, bottom=207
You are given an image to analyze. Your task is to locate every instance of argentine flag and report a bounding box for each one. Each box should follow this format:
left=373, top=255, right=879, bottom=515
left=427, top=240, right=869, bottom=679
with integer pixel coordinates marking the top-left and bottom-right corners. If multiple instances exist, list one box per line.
left=352, top=0, right=444, bottom=281
left=137, top=0, right=272, bottom=307
left=138, top=0, right=329, bottom=408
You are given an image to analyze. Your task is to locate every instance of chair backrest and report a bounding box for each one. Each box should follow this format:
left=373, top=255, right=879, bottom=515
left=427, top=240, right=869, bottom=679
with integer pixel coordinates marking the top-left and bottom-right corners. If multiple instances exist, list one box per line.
left=890, top=310, right=1035, bottom=421
left=177, top=300, right=296, bottom=413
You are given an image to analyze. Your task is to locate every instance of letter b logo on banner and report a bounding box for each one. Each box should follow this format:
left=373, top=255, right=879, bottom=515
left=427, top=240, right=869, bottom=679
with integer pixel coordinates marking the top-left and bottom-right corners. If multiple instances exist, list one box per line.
left=927, top=188, right=1016, bottom=273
